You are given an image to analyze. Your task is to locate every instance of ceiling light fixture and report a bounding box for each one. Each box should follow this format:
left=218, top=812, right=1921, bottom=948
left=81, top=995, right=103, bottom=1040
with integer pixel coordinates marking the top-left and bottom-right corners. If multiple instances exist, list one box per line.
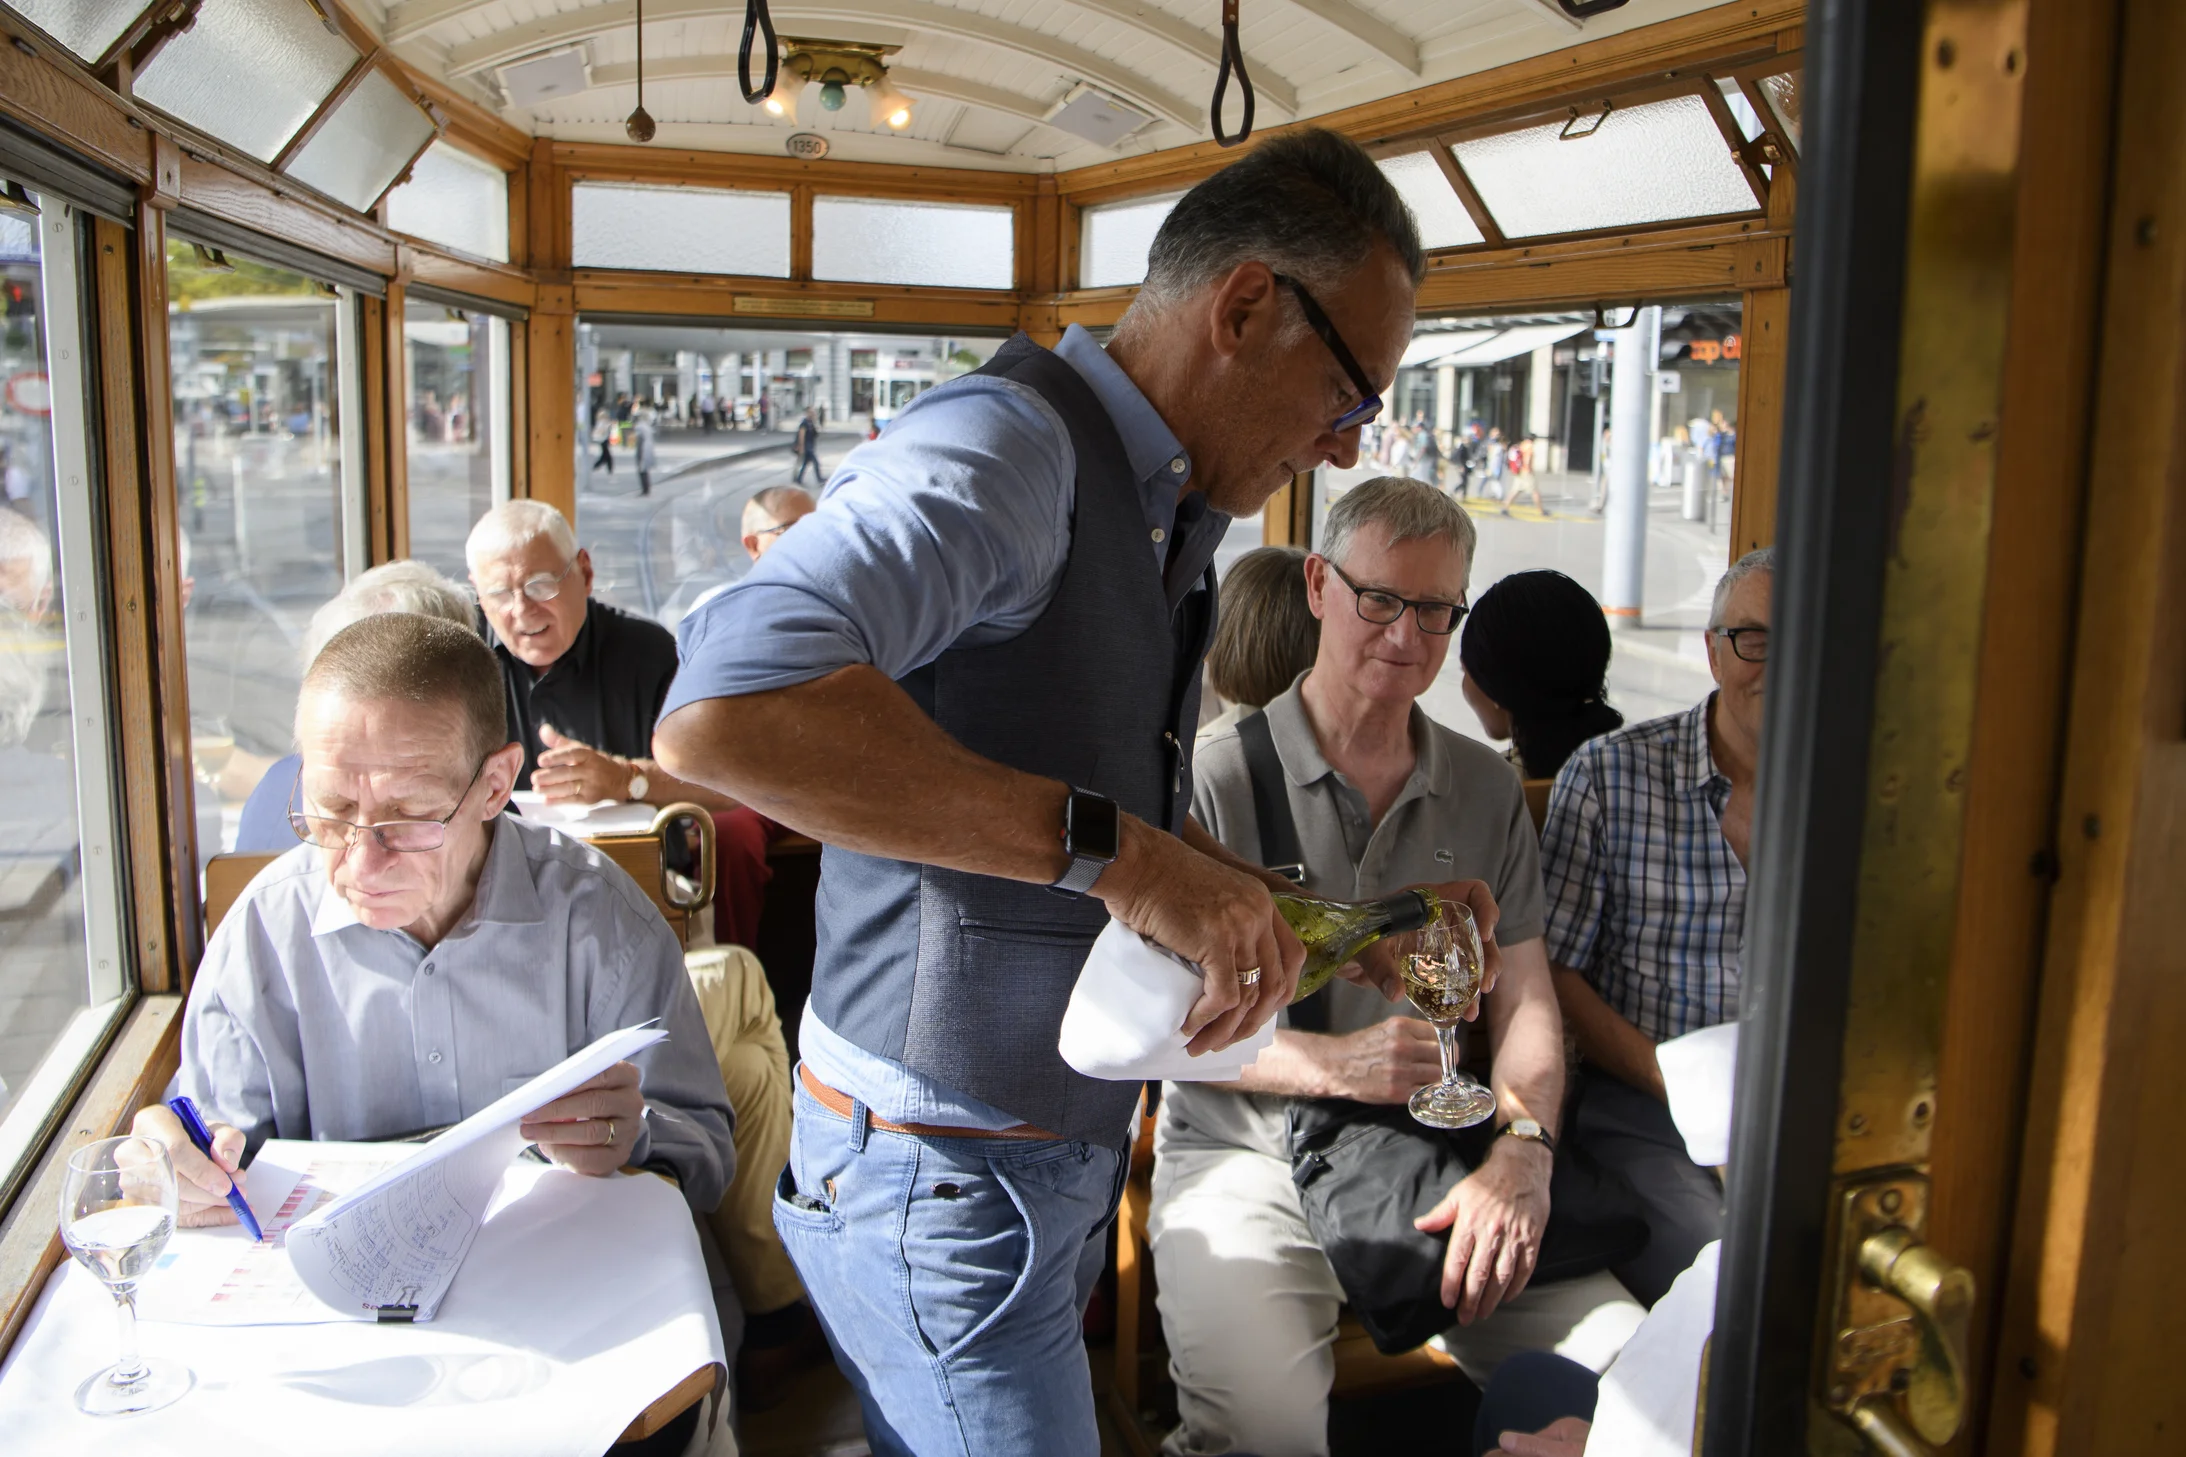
left=625, top=0, right=656, bottom=142
left=758, top=39, right=912, bottom=132
left=868, top=78, right=915, bottom=130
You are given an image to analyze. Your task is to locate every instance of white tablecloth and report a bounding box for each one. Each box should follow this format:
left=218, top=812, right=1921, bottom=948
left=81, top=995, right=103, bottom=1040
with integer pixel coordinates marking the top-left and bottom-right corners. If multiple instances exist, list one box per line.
left=0, top=1162, right=724, bottom=1457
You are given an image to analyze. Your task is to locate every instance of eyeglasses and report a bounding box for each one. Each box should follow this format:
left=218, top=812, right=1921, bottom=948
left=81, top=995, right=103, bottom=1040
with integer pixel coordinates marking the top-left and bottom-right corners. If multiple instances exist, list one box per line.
left=1272, top=273, right=1383, bottom=433
left=750, top=521, right=793, bottom=540
left=1712, top=626, right=1769, bottom=663
left=476, top=560, right=576, bottom=606
left=1326, top=560, right=1467, bottom=635
left=288, top=756, right=490, bottom=854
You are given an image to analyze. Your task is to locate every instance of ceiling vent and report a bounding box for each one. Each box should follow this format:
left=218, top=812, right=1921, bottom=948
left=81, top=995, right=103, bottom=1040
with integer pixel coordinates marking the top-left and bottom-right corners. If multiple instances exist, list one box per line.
left=501, top=48, right=592, bottom=108
left=1044, top=84, right=1153, bottom=149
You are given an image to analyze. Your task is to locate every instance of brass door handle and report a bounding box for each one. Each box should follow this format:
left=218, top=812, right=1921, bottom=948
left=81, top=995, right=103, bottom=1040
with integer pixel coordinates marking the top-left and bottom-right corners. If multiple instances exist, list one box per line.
left=650, top=802, right=716, bottom=914
left=1855, top=1225, right=1975, bottom=1448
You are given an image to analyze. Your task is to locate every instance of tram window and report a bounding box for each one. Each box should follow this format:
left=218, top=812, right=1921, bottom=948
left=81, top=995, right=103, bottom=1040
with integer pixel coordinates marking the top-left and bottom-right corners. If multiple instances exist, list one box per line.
left=0, top=195, right=132, bottom=1181
left=281, top=67, right=440, bottom=215
left=571, top=184, right=791, bottom=277
left=1079, top=192, right=1182, bottom=290
left=811, top=198, right=1014, bottom=291
left=166, top=239, right=349, bottom=862
left=404, top=303, right=510, bottom=581
left=132, top=0, right=360, bottom=165
left=1451, top=94, right=1761, bottom=239
left=9, top=0, right=143, bottom=62
left=1375, top=150, right=1485, bottom=251
left=384, top=142, right=512, bottom=264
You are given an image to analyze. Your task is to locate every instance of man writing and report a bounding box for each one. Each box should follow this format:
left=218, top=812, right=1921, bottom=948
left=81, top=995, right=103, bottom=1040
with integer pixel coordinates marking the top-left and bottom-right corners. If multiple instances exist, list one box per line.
left=131, top=613, right=734, bottom=1213
left=654, top=129, right=1449, bottom=1455
left=1542, top=547, right=1772, bottom=1303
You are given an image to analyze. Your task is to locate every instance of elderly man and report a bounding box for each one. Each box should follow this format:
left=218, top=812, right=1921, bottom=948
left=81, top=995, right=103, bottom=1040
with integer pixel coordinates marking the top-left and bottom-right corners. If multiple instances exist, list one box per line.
left=654, top=130, right=1438, bottom=1455
left=739, top=485, right=815, bottom=562
left=132, top=613, right=734, bottom=1213
left=1542, top=547, right=1772, bottom=1305
left=1155, top=479, right=1643, bottom=1457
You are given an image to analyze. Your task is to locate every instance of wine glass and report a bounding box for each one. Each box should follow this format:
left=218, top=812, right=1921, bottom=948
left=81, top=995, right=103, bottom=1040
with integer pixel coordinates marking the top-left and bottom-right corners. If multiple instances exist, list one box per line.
left=58, top=1136, right=194, bottom=1416
left=1402, top=905, right=1497, bottom=1129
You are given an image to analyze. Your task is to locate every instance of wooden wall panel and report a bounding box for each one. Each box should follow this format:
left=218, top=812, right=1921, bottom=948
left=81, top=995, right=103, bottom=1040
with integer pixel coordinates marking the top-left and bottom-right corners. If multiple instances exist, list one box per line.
left=527, top=290, right=578, bottom=521
left=1728, top=284, right=1789, bottom=557
left=382, top=280, right=411, bottom=563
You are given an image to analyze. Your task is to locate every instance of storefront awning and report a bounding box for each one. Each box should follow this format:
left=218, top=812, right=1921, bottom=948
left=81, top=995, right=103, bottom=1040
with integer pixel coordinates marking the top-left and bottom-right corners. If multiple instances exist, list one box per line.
left=1424, top=322, right=1590, bottom=370
left=1399, top=330, right=1499, bottom=369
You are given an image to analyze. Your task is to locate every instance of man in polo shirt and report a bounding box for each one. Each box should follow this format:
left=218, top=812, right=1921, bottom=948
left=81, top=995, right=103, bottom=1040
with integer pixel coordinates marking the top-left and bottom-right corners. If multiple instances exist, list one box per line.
left=1151, top=479, right=1643, bottom=1457
left=1540, top=547, right=1772, bottom=1305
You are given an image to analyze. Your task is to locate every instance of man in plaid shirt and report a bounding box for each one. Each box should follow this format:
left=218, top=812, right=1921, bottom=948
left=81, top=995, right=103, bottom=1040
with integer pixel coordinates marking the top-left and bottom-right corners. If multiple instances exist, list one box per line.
left=1538, top=548, right=1771, bottom=1304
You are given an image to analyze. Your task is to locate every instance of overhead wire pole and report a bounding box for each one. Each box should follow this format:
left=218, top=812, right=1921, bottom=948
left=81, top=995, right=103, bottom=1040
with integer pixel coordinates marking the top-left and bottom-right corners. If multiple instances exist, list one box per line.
left=1601, top=304, right=1660, bottom=619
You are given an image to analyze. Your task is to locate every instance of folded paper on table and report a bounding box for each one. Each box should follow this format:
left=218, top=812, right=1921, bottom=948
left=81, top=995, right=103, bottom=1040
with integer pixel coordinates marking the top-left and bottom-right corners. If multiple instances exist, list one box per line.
left=1059, top=920, right=1275, bottom=1082
left=1657, top=1022, right=1739, bottom=1168
left=507, top=790, right=658, bottom=835
left=285, top=1023, right=667, bottom=1321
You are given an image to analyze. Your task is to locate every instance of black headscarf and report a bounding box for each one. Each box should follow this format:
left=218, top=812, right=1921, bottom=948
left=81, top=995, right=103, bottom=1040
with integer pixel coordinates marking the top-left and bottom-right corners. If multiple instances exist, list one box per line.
left=1458, top=569, right=1624, bottom=779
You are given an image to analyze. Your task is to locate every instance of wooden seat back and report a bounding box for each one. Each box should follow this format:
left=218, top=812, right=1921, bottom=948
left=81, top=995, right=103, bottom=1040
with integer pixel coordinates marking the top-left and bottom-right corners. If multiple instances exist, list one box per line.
left=1523, top=777, right=1553, bottom=835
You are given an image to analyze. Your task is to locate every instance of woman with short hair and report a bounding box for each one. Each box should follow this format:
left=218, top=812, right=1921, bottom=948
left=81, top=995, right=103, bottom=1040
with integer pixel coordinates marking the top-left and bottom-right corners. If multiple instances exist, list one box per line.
left=1199, top=545, right=1319, bottom=746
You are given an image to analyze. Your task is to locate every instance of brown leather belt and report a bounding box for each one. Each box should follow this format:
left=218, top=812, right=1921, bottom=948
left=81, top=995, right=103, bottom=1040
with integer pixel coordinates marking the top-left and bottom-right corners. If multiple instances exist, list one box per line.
left=797, top=1064, right=1063, bottom=1142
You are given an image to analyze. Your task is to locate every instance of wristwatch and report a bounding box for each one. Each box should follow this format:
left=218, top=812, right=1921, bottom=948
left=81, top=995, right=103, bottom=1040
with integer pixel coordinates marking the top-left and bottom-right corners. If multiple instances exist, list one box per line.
left=1050, top=788, right=1120, bottom=896
left=1498, top=1117, right=1555, bottom=1154
left=625, top=769, right=651, bottom=803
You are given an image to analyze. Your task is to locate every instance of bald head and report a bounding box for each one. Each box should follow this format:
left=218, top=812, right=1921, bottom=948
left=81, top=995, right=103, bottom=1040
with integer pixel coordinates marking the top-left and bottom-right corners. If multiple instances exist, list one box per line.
left=741, top=486, right=817, bottom=561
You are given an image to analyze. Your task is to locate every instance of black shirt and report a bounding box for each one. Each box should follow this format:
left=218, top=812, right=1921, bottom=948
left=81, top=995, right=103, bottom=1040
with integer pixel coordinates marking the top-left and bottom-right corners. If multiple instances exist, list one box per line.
left=489, top=598, right=680, bottom=789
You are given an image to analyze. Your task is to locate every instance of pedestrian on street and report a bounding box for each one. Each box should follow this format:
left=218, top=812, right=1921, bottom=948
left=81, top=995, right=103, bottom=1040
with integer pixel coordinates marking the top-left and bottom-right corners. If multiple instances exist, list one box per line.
left=635, top=407, right=658, bottom=496
left=791, top=409, right=822, bottom=485
left=590, top=407, right=614, bottom=475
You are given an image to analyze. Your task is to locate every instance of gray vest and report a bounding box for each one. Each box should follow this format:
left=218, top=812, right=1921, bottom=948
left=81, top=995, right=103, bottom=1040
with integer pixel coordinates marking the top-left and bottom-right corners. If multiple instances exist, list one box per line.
left=810, top=335, right=1217, bottom=1146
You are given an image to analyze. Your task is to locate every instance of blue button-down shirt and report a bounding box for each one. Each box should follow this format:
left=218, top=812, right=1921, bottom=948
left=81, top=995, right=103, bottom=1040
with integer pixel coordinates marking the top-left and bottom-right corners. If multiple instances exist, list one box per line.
left=176, top=815, right=737, bottom=1210
left=664, top=325, right=1229, bottom=1130
left=1539, top=696, right=1746, bottom=1043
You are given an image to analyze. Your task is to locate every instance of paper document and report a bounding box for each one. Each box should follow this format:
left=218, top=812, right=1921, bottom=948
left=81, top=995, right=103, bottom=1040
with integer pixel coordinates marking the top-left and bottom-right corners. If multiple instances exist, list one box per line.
left=283, top=1024, right=667, bottom=1322
left=507, top=790, right=657, bottom=835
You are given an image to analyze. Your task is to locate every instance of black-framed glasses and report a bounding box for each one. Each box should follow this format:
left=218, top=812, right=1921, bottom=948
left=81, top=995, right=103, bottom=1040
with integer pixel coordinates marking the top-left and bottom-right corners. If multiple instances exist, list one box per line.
left=1712, top=626, right=1770, bottom=663
left=288, top=756, right=491, bottom=854
left=476, top=560, right=576, bottom=607
left=749, top=521, right=794, bottom=541
left=1272, top=273, right=1383, bottom=433
left=1326, top=560, right=1467, bottom=635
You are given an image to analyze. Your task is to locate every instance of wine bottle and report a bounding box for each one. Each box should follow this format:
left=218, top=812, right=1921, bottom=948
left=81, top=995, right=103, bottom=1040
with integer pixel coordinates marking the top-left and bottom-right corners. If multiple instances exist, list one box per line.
left=1274, top=888, right=1440, bottom=1003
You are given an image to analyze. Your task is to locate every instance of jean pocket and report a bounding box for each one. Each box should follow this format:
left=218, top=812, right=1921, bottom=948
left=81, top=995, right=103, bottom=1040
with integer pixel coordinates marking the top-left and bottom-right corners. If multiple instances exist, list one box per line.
left=902, top=1153, right=1038, bottom=1363
left=772, top=1160, right=844, bottom=1234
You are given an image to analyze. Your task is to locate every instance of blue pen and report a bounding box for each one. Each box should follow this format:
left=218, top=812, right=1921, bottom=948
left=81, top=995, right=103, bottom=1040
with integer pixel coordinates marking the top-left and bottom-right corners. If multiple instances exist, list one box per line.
left=165, top=1095, right=264, bottom=1241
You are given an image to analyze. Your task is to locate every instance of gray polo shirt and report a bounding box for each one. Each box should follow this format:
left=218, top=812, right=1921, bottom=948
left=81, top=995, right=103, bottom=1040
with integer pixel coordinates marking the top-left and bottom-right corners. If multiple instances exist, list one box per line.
left=1164, top=678, right=1546, bottom=1158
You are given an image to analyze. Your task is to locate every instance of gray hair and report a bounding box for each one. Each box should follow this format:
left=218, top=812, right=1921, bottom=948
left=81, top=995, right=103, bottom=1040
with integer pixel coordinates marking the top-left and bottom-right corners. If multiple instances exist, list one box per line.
left=303, top=612, right=507, bottom=768
left=1318, top=476, right=1478, bottom=591
left=1709, top=546, right=1776, bottom=628
left=466, top=499, right=577, bottom=571
left=303, top=559, right=477, bottom=666
left=1122, top=129, right=1425, bottom=327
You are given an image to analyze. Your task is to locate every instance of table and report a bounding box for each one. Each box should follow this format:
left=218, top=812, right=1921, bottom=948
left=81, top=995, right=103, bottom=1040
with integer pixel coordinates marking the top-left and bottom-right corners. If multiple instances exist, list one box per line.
left=0, top=1150, right=729, bottom=1457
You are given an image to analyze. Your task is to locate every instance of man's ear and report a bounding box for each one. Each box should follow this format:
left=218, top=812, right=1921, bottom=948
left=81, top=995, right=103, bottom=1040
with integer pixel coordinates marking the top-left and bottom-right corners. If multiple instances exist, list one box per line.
left=1302, top=553, right=1332, bottom=621
left=478, top=741, right=526, bottom=818
left=1204, top=260, right=1281, bottom=364
left=576, top=548, right=596, bottom=592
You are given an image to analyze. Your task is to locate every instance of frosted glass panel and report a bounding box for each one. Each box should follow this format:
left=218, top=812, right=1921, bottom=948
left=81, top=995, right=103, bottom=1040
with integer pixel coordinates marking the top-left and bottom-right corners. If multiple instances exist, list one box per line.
left=384, top=142, right=510, bottom=262
left=136, top=0, right=358, bottom=163
left=1453, top=94, right=1759, bottom=240
left=13, top=0, right=146, bottom=61
left=1080, top=192, right=1180, bottom=289
left=283, top=68, right=438, bottom=213
left=571, top=185, right=791, bottom=276
left=1760, top=71, right=1802, bottom=151
left=812, top=198, right=1014, bottom=290
left=1377, top=151, right=1484, bottom=251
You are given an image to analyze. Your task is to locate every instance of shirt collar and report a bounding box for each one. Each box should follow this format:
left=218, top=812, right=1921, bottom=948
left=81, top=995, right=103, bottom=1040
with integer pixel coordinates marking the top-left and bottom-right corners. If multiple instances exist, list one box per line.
left=1053, top=324, right=1193, bottom=493
left=306, top=814, right=545, bottom=941
left=1262, top=674, right=1450, bottom=800
left=1676, top=695, right=1726, bottom=795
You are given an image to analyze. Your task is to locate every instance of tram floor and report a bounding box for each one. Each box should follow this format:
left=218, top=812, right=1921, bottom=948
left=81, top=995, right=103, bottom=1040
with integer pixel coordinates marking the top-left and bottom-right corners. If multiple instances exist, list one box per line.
left=737, top=1335, right=1482, bottom=1456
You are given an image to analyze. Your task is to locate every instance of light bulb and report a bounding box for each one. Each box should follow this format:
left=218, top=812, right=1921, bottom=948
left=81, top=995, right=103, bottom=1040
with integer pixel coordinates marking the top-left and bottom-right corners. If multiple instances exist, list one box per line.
left=819, top=79, right=846, bottom=111
left=887, top=106, right=912, bottom=129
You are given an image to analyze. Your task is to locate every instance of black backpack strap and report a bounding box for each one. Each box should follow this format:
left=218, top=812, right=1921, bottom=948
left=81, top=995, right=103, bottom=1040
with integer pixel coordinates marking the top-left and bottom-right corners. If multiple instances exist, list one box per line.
left=1237, top=710, right=1329, bottom=1032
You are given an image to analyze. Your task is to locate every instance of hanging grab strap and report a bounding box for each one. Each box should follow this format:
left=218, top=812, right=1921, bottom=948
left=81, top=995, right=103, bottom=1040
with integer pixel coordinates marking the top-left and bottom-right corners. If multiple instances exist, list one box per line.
left=1211, top=0, right=1255, bottom=148
left=738, top=0, right=780, bottom=104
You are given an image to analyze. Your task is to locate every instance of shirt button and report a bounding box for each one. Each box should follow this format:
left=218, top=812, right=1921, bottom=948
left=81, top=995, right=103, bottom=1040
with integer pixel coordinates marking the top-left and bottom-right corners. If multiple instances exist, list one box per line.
left=1169, top=457, right=1187, bottom=474
left=428, top=1050, right=443, bottom=1065
left=422, top=964, right=435, bottom=977
left=1151, top=527, right=1167, bottom=544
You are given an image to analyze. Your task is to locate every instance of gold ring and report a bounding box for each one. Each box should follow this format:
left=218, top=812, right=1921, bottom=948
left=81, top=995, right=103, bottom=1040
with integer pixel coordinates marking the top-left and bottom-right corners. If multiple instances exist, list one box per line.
left=1238, top=967, right=1261, bottom=987
left=604, top=1118, right=616, bottom=1148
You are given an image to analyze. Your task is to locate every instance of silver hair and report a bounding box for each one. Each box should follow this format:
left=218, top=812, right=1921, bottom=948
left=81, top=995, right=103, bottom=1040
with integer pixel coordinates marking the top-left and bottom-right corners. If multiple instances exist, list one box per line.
left=1318, top=476, right=1478, bottom=591
left=302, top=559, right=477, bottom=667
left=1709, top=546, right=1776, bottom=628
left=465, top=499, right=578, bottom=571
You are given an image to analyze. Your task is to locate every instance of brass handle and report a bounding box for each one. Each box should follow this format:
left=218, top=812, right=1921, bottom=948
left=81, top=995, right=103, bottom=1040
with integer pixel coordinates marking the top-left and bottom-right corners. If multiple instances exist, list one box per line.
left=649, top=802, right=716, bottom=914
left=1857, top=1226, right=1974, bottom=1447
left=1849, top=1396, right=1936, bottom=1457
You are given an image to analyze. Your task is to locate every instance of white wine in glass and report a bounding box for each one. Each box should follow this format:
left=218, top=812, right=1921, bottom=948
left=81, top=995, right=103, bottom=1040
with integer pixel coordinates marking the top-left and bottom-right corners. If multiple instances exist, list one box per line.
left=1402, top=905, right=1497, bottom=1130
left=59, top=1136, right=194, bottom=1416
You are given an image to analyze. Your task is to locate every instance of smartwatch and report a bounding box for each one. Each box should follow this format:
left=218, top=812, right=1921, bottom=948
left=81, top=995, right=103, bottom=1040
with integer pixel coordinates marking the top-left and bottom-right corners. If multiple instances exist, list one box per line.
left=1499, top=1117, right=1555, bottom=1154
left=1050, top=788, right=1120, bottom=896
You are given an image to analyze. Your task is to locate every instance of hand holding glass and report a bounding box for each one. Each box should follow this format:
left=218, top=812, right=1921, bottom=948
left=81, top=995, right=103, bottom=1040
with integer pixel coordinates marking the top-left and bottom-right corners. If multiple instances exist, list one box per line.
left=1402, top=906, right=1497, bottom=1129
left=58, top=1136, right=194, bottom=1415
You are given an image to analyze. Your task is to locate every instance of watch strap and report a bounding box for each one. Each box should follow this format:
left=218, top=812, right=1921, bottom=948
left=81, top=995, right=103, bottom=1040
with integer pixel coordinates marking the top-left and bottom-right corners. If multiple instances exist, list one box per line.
left=1051, top=852, right=1109, bottom=897
left=1499, top=1119, right=1556, bottom=1154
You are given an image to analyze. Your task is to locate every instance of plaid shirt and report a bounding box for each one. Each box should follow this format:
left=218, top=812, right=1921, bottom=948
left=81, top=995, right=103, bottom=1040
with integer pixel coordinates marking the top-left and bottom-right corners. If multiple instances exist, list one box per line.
left=1540, top=697, right=1745, bottom=1043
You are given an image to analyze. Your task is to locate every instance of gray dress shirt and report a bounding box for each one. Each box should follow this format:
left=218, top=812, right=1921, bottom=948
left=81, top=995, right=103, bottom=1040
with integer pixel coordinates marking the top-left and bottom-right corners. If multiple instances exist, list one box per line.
left=177, top=815, right=736, bottom=1212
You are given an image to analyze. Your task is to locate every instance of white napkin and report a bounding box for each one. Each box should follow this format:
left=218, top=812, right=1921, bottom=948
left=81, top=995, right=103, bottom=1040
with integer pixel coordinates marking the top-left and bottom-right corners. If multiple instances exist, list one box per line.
left=1657, top=1022, right=1740, bottom=1168
left=1586, top=1241, right=1721, bottom=1456
left=1058, top=920, right=1276, bottom=1082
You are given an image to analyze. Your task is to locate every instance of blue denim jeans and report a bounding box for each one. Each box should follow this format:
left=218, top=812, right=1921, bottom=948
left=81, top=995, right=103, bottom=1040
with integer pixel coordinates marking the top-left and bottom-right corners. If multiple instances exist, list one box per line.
left=774, top=1081, right=1128, bottom=1456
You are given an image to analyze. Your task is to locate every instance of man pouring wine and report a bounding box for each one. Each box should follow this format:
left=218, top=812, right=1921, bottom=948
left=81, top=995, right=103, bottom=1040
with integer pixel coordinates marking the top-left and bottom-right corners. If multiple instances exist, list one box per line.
left=653, top=132, right=1494, bottom=1455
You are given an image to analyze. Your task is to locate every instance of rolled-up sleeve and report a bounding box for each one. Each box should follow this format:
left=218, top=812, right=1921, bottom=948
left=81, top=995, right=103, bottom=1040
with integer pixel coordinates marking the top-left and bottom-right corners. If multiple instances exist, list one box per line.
left=662, top=377, right=1076, bottom=716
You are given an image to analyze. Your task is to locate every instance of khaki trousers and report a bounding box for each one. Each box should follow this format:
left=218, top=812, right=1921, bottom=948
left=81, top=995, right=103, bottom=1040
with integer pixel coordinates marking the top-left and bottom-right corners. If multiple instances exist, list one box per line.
left=1147, top=1106, right=1645, bottom=1457
left=684, top=946, right=806, bottom=1316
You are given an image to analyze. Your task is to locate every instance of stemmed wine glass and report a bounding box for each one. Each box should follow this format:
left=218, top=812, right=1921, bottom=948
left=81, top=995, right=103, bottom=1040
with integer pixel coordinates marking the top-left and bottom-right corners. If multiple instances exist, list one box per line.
left=58, top=1136, right=194, bottom=1416
left=1401, top=904, right=1497, bottom=1129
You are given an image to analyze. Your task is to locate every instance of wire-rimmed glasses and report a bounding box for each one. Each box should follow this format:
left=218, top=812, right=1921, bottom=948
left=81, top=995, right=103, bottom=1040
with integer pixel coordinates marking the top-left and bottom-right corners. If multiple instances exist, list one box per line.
left=475, top=559, right=578, bottom=607
left=59, top=1137, right=194, bottom=1416
left=1399, top=905, right=1497, bottom=1130
left=286, top=756, right=489, bottom=854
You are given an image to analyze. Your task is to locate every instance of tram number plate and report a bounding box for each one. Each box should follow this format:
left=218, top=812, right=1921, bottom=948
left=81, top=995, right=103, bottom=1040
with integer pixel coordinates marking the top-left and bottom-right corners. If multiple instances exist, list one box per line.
left=733, top=295, right=878, bottom=319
